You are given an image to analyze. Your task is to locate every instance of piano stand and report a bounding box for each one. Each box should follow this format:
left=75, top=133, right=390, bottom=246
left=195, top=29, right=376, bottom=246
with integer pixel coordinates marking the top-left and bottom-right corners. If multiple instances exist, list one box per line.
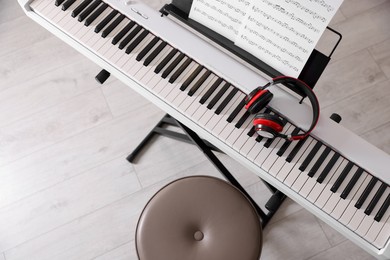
left=127, top=114, right=286, bottom=227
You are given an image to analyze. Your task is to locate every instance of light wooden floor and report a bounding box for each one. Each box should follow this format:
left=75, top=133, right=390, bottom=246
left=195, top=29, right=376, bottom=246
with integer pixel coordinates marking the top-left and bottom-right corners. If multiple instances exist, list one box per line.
left=0, top=0, right=389, bottom=259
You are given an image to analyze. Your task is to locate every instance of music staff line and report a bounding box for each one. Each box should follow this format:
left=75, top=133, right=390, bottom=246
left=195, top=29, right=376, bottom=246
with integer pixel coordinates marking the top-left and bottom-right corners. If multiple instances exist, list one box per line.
left=239, top=34, right=301, bottom=73
left=192, top=7, right=239, bottom=36
left=247, top=15, right=311, bottom=53
left=252, top=5, right=320, bottom=34
left=259, top=0, right=327, bottom=23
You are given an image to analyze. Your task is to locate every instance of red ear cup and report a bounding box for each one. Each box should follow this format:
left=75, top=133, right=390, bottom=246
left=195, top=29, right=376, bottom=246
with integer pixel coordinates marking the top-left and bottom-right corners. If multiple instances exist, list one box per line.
left=253, top=114, right=284, bottom=139
left=245, top=89, right=273, bottom=114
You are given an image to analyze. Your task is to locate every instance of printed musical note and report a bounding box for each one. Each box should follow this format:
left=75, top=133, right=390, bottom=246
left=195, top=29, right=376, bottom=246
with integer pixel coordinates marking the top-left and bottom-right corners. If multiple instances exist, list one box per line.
left=189, top=0, right=251, bottom=40
left=189, top=0, right=343, bottom=77
left=235, top=0, right=343, bottom=77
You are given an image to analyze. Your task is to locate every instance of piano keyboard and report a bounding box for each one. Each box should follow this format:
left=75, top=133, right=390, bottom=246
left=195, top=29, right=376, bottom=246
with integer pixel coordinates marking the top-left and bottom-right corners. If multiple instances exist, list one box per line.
left=19, top=0, right=390, bottom=258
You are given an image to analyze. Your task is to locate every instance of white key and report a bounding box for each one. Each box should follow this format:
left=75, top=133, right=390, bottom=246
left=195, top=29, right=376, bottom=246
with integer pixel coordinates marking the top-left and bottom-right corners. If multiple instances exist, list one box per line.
left=275, top=138, right=314, bottom=182
left=356, top=187, right=389, bottom=237
left=145, top=51, right=182, bottom=95
left=373, top=213, right=390, bottom=248
left=261, top=124, right=295, bottom=173
left=202, top=85, right=235, bottom=132
left=299, top=149, right=334, bottom=198
left=164, top=61, right=197, bottom=102
left=339, top=173, right=371, bottom=225
left=176, top=68, right=210, bottom=112
left=315, top=159, right=348, bottom=209
left=291, top=144, right=326, bottom=193
left=331, top=169, right=367, bottom=220
left=211, top=92, right=244, bottom=136
left=254, top=124, right=293, bottom=169
left=246, top=136, right=267, bottom=162
left=137, top=45, right=172, bottom=85
left=168, top=64, right=200, bottom=109
left=324, top=165, right=359, bottom=215
left=240, top=137, right=257, bottom=157
left=283, top=138, right=316, bottom=187
left=225, top=113, right=255, bottom=147
left=365, top=194, right=390, bottom=244
left=185, top=75, right=217, bottom=117
left=231, top=116, right=257, bottom=151
left=94, top=19, right=130, bottom=53
left=348, top=179, right=383, bottom=231
left=306, top=154, right=343, bottom=203
left=121, top=33, right=154, bottom=72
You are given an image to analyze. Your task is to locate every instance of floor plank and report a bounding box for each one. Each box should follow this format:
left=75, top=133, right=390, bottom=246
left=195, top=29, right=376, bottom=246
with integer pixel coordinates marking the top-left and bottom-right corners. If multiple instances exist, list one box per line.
left=0, top=59, right=101, bottom=127
left=0, top=156, right=141, bottom=252
left=0, top=89, right=112, bottom=166
left=323, top=1, right=390, bottom=62
left=315, top=49, right=387, bottom=108
left=0, top=105, right=163, bottom=209
left=0, top=36, right=83, bottom=91
left=368, top=38, right=390, bottom=78
left=321, top=79, right=390, bottom=135
left=0, top=16, right=51, bottom=58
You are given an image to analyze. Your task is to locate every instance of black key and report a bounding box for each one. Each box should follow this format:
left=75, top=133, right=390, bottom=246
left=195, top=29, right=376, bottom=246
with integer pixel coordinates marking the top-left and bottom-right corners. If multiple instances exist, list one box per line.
left=125, top=30, right=149, bottom=54
left=55, top=0, right=66, bottom=6
left=331, top=161, right=354, bottom=193
left=299, top=141, right=322, bottom=171
left=136, top=36, right=159, bottom=61
left=143, top=41, right=167, bottom=66
left=277, top=127, right=300, bottom=156
left=286, top=136, right=309, bottom=163
left=169, top=58, right=192, bottom=83
left=84, top=2, right=107, bottom=26
left=235, top=111, right=250, bottom=129
left=102, top=14, right=125, bottom=38
left=255, top=135, right=264, bottom=142
left=263, top=136, right=277, bottom=148
left=317, top=152, right=340, bottom=183
left=365, top=183, right=387, bottom=215
left=154, top=49, right=178, bottom=74
left=180, top=65, right=203, bottom=91
left=161, top=53, right=185, bottom=79
left=62, top=0, right=76, bottom=11
left=227, top=98, right=246, bottom=123
left=112, top=21, right=135, bottom=45
left=355, top=177, right=378, bottom=209
left=308, top=146, right=332, bottom=177
left=340, top=168, right=363, bottom=199
left=95, top=10, right=118, bottom=33
left=72, top=0, right=92, bottom=18
left=207, top=82, right=230, bottom=109
left=200, top=78, right=223, bottom=104
left=188, top=70, right=212, bottom=96
left=119, top=24, right=142, bottom=49
left=78, top=0, right=100, bottom=22
left=247, top=127, right=256, bottom=137
left=375, top=193, right=390, bottom=222
left=215, top=88, right=238, bottom=115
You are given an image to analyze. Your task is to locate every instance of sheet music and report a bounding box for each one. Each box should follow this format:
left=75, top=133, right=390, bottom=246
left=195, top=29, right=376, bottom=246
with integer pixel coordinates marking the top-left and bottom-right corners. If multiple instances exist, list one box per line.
left=189, top=0, right=251, bottom=40
left=189, top=0, right=343, bottom=78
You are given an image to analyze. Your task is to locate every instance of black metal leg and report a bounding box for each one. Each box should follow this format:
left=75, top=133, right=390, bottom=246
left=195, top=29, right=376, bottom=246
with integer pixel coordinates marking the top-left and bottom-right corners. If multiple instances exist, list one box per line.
left=127, top=114, right=286, bottom=227
left=127, top=114, right=220, bottom=162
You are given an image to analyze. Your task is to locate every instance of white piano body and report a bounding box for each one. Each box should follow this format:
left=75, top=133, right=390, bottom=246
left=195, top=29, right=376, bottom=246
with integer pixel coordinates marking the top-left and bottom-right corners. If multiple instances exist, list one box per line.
left=17, top=0, right=390, bottom=258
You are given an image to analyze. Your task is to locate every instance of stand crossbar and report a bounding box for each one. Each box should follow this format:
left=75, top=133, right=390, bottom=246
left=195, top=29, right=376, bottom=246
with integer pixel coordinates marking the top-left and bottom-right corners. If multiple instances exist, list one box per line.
left=127, top=114, right=286, bottom=227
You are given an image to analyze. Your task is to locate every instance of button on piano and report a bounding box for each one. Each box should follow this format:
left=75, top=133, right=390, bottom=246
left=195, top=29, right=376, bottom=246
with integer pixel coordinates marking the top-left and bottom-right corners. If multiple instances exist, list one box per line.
left=17, top=0, right=390, bottom=258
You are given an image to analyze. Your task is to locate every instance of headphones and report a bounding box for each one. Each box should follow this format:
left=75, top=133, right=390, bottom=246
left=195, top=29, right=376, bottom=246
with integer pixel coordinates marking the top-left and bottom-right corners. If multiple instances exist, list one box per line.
left=245, top=76, right=320, bottom=141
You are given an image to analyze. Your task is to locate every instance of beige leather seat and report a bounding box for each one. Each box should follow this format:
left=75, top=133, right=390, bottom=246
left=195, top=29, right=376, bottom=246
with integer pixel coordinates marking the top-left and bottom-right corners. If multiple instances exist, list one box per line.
left=136, top=176, right=262, bottom=260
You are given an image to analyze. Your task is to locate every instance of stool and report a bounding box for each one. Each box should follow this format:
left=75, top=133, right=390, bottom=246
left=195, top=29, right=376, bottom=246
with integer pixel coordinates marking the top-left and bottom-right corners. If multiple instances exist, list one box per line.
left=136, top=176, right=262, bottom=260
